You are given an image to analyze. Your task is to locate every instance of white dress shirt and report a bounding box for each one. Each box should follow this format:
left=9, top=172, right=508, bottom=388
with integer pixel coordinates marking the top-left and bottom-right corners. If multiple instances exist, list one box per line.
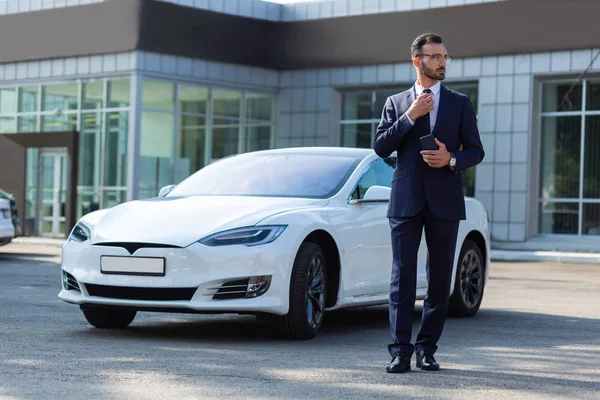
left=406, top=80, right=441, bottom=134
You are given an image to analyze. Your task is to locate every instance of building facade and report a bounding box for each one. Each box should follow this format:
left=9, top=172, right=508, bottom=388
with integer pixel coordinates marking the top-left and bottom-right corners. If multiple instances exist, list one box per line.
left=0, top=0, right=599, bottom=251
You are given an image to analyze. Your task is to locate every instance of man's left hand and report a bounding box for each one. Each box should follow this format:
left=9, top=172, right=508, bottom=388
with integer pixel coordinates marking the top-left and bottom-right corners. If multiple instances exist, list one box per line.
left=421, top=138, right=451, bottom=168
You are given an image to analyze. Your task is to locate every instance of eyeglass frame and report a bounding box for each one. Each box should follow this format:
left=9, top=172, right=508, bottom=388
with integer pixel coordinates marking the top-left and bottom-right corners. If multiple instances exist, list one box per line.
left=416, top=53, right=453, bottom=63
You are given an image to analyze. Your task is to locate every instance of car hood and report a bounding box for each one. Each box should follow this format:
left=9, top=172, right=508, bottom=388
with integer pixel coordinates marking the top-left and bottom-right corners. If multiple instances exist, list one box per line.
left=86, top=196, right=327, bottom=247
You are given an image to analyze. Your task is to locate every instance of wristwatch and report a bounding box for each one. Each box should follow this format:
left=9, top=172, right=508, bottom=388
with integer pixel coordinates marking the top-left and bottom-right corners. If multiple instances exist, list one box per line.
left=449, top=153, right=456, bottom=170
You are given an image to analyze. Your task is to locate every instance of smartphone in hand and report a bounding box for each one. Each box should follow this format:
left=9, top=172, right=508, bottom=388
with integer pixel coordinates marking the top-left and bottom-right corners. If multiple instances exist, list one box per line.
left=420, top=134, right=439, bottom=150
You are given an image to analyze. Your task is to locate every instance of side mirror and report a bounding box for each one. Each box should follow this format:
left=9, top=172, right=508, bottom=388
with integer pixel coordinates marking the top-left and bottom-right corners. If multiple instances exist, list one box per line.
left=158, top=185, right=176, bottom=197
left=349, top=185, right=391, bottom=205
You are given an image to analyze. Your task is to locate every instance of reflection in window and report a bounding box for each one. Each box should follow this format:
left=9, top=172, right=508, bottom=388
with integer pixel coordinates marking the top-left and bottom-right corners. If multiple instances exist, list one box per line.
left=18, top=87, right=38, bottom=113
left=177, top=115, right=206, bottom=181
left=213, top=90, right=241, bottom=118
left=142, top=80, right=175, bottom=111
left=107, top=79, right=130, bottom=108
left=247, top=93, right=273, bottom=121
left=42, top=83, right=78, bottom=111
left=104, top=111, right=128, bottom=187
left=79, top=113, right=103, bottom=187
left=246, top=125, right=271, bottom=152
left=41, top=113, right=77, bottom=132
left=350, top=158, right=395, bottom=200
left=539, top=79, right=600, bottom=235
left=212, top=119, right=240, bottom=161
left=139, top=112, right=175, bottom=199
left=179, top=85, right=208, bottom=115
left=82, top=81, right=104, bottom=110
left=341, top=123, right=371, bottom=148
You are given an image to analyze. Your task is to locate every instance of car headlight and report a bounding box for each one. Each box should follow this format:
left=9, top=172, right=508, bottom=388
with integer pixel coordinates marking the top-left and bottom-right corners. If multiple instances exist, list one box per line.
left=68, top=223, right=91, bottom=243
left=199, top=225, right=287, bottom=247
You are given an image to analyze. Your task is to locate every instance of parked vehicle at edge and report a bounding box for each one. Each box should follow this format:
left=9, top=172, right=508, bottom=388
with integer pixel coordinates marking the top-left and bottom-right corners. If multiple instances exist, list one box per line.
left=0, top=198, right=15, bottom=246
left=0, top=188, right=21, bottom=237
left=59, top=147, right=490, bottom=339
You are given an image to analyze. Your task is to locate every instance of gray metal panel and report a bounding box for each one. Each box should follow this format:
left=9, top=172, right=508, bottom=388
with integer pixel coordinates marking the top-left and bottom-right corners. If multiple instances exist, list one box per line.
left=0, top=0, right=140, bottom=64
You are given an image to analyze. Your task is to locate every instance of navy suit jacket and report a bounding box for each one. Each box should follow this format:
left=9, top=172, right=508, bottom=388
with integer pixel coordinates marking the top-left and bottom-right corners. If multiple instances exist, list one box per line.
left=374, top=85, right=484, bottom=220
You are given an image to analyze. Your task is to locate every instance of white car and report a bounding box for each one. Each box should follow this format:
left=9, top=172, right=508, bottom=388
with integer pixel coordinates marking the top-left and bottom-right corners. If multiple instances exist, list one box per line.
left=0, top=198, right=15, bottom=246
left=59, top=147, right=490, bottom=339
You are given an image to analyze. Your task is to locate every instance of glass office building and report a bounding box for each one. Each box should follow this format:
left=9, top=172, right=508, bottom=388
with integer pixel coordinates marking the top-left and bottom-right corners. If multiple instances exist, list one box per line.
left=0, top=0, right=598, bottom=252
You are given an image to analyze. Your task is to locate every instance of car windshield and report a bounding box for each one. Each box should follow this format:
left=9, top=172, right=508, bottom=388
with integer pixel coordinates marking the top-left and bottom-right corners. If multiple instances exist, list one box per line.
left=167, top=152, right=362, bottom=199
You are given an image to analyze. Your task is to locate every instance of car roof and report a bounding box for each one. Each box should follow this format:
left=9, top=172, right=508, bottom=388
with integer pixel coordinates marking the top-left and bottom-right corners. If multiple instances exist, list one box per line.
left=241, top=147, right=376, bottom=159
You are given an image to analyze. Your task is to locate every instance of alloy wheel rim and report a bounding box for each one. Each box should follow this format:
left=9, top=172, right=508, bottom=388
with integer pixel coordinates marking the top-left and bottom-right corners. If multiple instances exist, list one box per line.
left=306, top=255, right=325, bottom=329
left=460, top=249, right=483, bottom=308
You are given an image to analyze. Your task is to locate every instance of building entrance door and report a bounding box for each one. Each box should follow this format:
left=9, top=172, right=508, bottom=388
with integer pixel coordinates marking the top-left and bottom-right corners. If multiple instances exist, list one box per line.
left=38, top=148, right=68, bottom=237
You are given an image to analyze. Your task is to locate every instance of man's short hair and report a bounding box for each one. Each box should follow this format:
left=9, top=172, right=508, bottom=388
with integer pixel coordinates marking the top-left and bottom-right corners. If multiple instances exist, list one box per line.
left=411, top=33, right=443, bottom=58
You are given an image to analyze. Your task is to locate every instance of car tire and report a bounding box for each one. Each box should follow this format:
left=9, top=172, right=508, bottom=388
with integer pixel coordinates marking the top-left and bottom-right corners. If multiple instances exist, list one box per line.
left=81, top=306, right=137, bottom=329
left=448, top=239, right=485, bottom=318
left=279, top=242, right=327, bottom=340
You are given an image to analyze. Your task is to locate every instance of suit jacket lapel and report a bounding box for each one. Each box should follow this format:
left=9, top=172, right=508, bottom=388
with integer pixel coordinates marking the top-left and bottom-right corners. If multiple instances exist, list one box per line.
left=432, top=85, right=452, bottom=138
left=406, top=86, right=428, bottom=134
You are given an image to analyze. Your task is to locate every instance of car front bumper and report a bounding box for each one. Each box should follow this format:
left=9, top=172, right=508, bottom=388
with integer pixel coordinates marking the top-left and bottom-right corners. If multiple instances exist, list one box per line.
left=58, top=238, right=298, bottom=316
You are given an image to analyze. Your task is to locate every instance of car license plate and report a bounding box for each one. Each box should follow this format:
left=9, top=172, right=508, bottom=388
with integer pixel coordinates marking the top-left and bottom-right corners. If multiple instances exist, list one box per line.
left=100, top=256, right=165, bottom=276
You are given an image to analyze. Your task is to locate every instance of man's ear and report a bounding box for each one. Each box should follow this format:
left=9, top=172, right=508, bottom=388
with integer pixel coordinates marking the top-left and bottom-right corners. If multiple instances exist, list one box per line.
left=412, top=57, right=420, bottom=68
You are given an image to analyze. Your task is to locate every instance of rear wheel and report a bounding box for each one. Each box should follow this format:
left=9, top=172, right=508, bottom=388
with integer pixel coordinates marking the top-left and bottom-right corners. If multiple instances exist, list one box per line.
left=448, top=239, right=485, bottom=317
left=81, top=306, right=137, bottom=329
left=279, top=242, right=327, bottom=340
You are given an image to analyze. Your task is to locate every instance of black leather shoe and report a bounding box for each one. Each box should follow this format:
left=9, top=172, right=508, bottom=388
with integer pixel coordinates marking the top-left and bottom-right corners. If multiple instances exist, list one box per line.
left=386, top=352, right=411, bottom=373
left=416, top=350, right=440, bottom=371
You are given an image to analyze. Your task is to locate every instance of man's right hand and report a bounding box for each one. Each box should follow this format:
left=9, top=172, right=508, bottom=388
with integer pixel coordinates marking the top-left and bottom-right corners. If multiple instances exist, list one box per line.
left=406, top=93, right=435, bottom=121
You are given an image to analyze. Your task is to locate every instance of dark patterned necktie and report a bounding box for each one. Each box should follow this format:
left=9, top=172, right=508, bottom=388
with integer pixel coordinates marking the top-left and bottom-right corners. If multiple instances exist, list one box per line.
left=423, top=88, right=432, bottom=135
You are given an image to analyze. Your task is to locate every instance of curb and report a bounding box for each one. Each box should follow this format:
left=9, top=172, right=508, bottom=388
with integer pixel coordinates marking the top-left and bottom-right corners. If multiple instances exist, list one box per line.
left=491, top=250, right=600, bottom=264
left=12, top=237, right=65, bottom=248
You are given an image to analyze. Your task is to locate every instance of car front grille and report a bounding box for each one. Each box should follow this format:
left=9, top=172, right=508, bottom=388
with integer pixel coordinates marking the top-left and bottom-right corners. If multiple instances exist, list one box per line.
left=84, top=284, right=197, bottom=301
left=208, top=278, right=250, bottom=300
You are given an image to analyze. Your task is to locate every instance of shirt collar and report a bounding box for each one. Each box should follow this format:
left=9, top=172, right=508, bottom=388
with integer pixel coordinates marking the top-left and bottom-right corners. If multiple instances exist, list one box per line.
left=414, top=80, right=441, bottom=96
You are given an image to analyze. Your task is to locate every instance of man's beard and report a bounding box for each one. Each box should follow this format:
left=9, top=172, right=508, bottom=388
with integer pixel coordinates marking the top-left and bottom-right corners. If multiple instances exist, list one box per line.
left=421, top=63, right=445, bottom=81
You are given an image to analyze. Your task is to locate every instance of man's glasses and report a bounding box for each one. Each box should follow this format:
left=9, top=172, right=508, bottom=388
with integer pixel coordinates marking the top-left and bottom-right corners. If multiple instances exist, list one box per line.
left=417, top=53, right=453, bottom=63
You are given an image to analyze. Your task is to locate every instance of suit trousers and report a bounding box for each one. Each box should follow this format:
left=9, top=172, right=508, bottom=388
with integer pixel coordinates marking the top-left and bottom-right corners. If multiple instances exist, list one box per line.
left=388, top=202, right=459, bottom=356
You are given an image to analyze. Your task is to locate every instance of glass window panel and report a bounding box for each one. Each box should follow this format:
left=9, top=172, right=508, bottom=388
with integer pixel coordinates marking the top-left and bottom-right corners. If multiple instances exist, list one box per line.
left=539, top=202, right=579, bottom=234
left=539, top=116, right=581, bottom=198
left=586, top=80, right=600, bottom=111
left=179, top=85, right=208, bottom=114
left=342, top=92, right=372, bottom=120
left=82, top=81, right=104, bottom=110
left=142, top=80, right=175, bottom=111
left=246, top=93, right=273, bottom=121
left=79, top=113, right=103, bottom=187
left=18, top=86, right=38, bottom=113
left=351, top=157, right=396, bottom=200
left=583, top=203, right=600, bottom=236
left=0, top=117, right=16, bottom=133
left=102, top=190, right=126, bottom=210
left=341, top=123, right=372, bottom=148
left=42, top=83, right=78, bottom=112
left=246, top=124, right=271, bottom=152
left=0, top=88, right=16, bottom=114
left=542, top=82, right=582, bottom=112
left=375, top=89, right=405, bottom=119
left=17, top=116, right=38, bottom=133
left=107, top=79, right=130, bottom=108
left=104, top=111, right=129, bottom=187
left=213, top=90, right=241, bottom=118
left=583, top=115, right=600, bottom=198
left=139, top=112, right=175, bottom=199
left=447, top=83, right=479, bottom=115
left=77, top=191, right=100, bottom=219
left=42, top=113, right=77, bottom=132
left=212, top=118, right=240, bottom=161
left=177, top=115, right=206, bottom=181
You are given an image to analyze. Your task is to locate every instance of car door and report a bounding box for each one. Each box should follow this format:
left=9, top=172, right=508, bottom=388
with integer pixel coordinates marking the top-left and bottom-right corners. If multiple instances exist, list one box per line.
left=336, top=157, right=396, bottom=298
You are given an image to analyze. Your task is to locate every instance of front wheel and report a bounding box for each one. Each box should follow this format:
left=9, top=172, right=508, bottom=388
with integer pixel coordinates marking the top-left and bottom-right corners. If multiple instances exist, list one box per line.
left=279, top=242, right=327, bottom=340
left=448, top=239, right=485, bottom=317
left=81, top=306, right=137, bottom=329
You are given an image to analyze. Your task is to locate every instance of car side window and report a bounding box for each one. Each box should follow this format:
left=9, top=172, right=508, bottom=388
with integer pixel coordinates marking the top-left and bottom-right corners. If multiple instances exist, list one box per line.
left=350, top=157, right=396, bottom=200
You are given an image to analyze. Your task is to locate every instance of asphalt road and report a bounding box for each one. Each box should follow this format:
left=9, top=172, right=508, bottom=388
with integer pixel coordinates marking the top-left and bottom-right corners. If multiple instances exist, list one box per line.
left=0, top=243, right=599, bottom=400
